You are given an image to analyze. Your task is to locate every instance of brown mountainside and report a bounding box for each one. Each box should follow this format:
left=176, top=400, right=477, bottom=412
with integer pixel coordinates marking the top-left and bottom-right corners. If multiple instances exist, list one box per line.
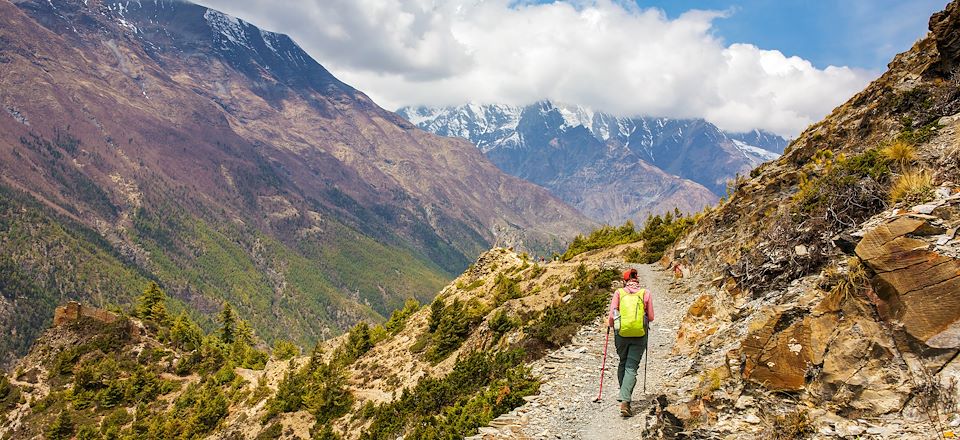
left=0, top=0, right=592, bottom=365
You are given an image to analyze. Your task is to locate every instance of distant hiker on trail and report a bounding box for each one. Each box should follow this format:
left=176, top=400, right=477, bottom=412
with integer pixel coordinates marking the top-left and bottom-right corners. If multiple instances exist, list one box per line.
left=607, top=268, right=654, bottom=417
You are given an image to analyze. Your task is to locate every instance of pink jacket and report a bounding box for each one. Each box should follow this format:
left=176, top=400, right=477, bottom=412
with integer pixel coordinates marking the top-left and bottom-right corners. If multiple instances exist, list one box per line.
left=607, top=280, right=654, bottom=328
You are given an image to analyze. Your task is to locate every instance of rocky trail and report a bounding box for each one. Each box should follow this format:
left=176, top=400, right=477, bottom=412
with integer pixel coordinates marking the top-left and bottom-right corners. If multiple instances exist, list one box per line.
left=472, top=263, right=698, bottom=439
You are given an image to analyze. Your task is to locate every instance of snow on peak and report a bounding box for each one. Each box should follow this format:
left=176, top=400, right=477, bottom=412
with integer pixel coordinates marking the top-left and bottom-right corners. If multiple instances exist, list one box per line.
left=555, top=103, right=595, bottom=131
left=731, top=139, right=780, bottom=165
left=204, top=9, right=251, bottom=49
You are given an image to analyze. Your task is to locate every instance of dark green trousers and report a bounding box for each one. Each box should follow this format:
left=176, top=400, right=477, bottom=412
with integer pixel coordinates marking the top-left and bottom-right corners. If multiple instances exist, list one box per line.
left=615, top=333, right=647, bottom=402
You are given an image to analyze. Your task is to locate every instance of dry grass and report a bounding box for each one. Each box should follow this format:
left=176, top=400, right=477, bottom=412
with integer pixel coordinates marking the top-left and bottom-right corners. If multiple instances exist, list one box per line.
left=890, top=169, right=935, bottom=205
left=760, top=407, right=814, bottom=440
left=693, top=367, right=728, bottom=398
left=882, top=139, right=917, bottom=170
left=832, top=257, right=869, bottom=304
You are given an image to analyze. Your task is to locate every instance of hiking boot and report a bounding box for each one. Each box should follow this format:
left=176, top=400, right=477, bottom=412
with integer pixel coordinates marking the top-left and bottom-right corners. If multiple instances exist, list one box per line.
left=619, top=402, right=633, bottom=417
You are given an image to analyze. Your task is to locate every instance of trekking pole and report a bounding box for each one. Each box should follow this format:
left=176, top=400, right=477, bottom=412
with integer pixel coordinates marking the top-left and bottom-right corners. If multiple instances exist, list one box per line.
left=643, top=325, right=649, bottom=395
left=593, top=327, right=611, bottom=403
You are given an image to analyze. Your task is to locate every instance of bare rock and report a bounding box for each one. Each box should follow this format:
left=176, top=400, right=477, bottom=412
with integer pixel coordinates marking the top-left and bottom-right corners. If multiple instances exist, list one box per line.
left=741, top=309, right=814, bottom=391
left=857, top=217, right=960, bottom=348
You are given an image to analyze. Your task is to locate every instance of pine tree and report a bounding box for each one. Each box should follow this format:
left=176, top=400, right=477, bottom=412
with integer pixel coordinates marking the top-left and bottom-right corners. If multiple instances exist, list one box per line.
left=428, top=299, right=444, bottom=333
left=345, top=322, right=372, bottom=362
left=218, top=302, right=235, bottom=344
left=170, top=313, right=203, bottom=351
left=47, top=410, right=74, bottom=440
left=235, top=319, right=254, bottom=346
left=138, top=282, right=168, bottom=323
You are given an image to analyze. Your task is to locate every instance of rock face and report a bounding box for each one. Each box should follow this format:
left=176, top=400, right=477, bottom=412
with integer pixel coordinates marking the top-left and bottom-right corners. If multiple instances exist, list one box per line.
left=399, top=101, right=787, bottom=224
left=931, top=0, right=960, bottom=75
left=857, top=212, right=960, bottom=348
left=53, top=302, right=118, bottom=326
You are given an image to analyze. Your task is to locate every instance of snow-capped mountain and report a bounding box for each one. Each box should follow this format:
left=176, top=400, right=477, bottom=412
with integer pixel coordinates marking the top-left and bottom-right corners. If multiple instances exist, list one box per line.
left=398, top=101, right=787, bottom=201
left=397, top=101, right=788, bottom=224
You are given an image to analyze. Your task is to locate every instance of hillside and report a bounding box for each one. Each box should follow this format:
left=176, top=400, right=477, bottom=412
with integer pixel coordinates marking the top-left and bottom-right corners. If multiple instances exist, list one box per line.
left=637, top=0, right=960, bottom=437
left=0, top=237, right=650, bottom=439
left=399, top=101, right=787, bottom=223
left=0, top=0, right=593, bottom=366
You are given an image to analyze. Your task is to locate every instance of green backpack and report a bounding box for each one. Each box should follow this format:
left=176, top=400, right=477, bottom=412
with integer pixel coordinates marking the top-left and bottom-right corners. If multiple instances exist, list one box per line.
left=617, top=288, right=646, bottom=337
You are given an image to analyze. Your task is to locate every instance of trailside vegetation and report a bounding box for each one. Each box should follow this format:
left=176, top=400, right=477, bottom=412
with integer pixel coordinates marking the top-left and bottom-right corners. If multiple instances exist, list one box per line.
left=626, top=209, right=696, bottom=264
left=733, top=146, right=893, bottom=294
left=522, top=265, right=620, bottom=354
left=358, top=350, right=539, bottom=439
left=562, top=221, right=641, bottom=261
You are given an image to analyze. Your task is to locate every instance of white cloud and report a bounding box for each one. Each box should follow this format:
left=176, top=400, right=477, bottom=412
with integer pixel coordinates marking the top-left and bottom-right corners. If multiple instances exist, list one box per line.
left=194, top=0, right=874, bottom=137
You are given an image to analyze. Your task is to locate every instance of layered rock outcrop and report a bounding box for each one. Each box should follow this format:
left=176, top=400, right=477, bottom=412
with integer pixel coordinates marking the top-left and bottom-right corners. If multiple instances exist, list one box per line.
left=857, top=210, right=960, bottom=348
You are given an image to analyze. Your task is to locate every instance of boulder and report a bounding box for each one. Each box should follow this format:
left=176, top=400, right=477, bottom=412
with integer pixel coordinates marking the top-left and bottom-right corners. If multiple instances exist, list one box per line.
left=673, top=294, right=720, bottom=356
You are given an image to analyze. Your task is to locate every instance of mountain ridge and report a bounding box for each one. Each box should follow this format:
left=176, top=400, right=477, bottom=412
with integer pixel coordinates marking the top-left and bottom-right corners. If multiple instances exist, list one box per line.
left=398, top=101, right=786, bottom=224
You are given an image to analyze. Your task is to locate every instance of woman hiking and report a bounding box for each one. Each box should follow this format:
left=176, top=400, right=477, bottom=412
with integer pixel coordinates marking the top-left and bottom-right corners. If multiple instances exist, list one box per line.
left=607, top=268, right=654, bottom=417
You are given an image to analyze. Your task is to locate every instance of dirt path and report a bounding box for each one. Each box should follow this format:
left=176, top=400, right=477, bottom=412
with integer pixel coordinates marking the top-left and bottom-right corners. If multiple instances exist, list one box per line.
left=472, top=264, right=697, bottom=440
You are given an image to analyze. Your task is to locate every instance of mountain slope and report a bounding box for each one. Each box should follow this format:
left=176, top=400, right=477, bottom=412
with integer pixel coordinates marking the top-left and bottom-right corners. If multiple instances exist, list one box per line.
left=640, top=1, right=960, bottom=436
left=399, top=101, right=787, bottom=223
left=0, top=0, right=593, bottom=366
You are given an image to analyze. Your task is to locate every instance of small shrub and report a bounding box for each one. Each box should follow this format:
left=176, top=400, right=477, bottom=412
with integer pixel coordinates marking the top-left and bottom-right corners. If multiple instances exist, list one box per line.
left=360, top=350, right=538, bottom=440
left=526, top=264, right=546, bottom=280
left=409, top=333, right=430, bottom=354
left=428, top=300, right=444, bottom=333
left=47, top=410, right=74, bottom=440
left=457, top=279, right=485, bottom=291
left=625, top=210, right=695, bottom=264
left=340, top=322, right=373, bottom=364
left=761, top=408, right=814, bottom=440
left=890, top=169, right=934, bottom=205
left=488, top=311, right=517, bottom=341
left=897, top=121, right=939, bottom=145
left=693, top=367, right=727, bottom=398
left=0, top=375, right=20, bottom=409
left=312, top=425, right=343, bottom=440
left=492, top=274, right=521, bottom=305
left=425, top=300, right=482, bottom=363
left=264, top=348, right=354, bottom=425
left=384, top=299, right=420, bottom=334
left=247, top=375, right=271, bottom=405
left=523, top=267, right=618, bottom=352
left=255, top=423, right=283, bottom=440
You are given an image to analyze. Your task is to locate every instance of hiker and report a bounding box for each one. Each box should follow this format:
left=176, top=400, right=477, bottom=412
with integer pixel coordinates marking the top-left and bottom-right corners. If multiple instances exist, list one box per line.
left=607, top=268, right=654, bottom=417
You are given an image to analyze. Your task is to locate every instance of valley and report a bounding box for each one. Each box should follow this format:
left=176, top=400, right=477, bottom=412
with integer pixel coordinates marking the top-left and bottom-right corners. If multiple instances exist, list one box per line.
left=4, top=0, right=960, bottom=439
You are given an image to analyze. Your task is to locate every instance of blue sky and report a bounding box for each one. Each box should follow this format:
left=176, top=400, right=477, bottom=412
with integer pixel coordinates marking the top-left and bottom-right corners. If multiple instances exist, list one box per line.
left=632, top=0, right=948, bottom=71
